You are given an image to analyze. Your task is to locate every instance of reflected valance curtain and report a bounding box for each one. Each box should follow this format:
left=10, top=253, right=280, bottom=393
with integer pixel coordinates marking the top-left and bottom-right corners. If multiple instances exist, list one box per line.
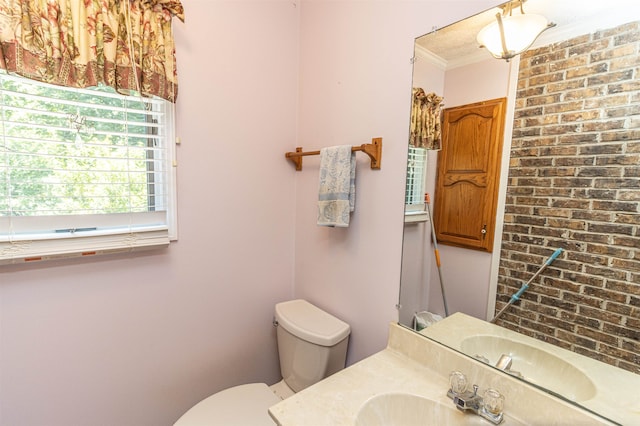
left=0, top=0, right=184, bottom=102
left=410, top=88, right=444, bottom=150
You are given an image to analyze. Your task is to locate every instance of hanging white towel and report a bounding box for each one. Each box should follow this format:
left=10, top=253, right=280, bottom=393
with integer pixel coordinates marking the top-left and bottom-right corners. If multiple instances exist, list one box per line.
left=317, top=145, right=356, bottom=227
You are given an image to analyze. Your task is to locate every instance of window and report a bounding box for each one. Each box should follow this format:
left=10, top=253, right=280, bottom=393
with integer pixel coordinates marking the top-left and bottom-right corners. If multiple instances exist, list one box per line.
left=0, top=72, right=177, bottom=264
left=405, top=146, right=427, bottom=222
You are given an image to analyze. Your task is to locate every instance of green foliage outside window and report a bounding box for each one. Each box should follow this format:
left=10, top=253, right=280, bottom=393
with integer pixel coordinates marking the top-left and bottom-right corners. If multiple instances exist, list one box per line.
left=0, top=74, right=162, bottom=218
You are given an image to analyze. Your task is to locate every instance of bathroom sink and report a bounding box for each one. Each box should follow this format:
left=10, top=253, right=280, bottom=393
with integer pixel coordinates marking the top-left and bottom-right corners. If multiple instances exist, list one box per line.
left=355, top=393, right=496, bottom=426
left=461, top=335, right=596, bottom=402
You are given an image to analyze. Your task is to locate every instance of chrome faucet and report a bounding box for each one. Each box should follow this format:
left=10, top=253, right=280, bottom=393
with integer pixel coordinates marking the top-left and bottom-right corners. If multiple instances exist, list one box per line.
left=494, top=354, right=524, bottom=379
left=495, top=354, right=512, bottom=371
left=449, top=383, right=483, bottom=411
left=447, top=371, right=504, bottom=425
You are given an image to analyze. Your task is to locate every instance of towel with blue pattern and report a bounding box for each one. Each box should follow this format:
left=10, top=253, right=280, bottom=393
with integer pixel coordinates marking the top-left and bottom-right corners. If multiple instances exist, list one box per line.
left=317, top=145, right=355, bottom=227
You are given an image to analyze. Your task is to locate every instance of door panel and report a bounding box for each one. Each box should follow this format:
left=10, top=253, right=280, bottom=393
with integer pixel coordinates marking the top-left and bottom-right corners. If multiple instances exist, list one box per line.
left=434, top=98, right=506, bottom=252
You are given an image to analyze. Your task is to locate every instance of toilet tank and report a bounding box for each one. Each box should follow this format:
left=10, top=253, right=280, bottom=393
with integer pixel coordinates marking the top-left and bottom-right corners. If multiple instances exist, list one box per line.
left=275, top=299, right=350, bottom=393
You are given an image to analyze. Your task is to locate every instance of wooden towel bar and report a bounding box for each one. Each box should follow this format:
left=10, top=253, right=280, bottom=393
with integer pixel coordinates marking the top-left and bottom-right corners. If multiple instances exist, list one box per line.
left=285, top=137, right=382, bottom=171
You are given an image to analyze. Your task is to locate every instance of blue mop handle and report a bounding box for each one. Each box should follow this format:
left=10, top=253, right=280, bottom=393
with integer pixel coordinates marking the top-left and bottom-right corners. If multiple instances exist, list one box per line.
left=510, top=248, right=563, bottom=303
left=510, top=284, right=529, bottom=303
left=546, top=247, right=564, bottom=264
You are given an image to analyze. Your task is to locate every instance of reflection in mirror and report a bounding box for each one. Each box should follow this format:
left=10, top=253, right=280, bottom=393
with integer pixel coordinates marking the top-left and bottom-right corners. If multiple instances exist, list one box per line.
left=399, top=0, right=640, bottom=424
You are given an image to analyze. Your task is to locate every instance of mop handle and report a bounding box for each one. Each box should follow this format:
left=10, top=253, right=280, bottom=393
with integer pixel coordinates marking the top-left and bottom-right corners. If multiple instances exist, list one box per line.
left=510, top=284, right=529, bottom=303
left=425, top=192, right=449, bottom=317
left=425, top=193, right=441, bottom=267
left=491, top=248, right=563, bottom=323
left=511, top=248, right=564, bottom=302
left=547, top=247, right=564, bottom=263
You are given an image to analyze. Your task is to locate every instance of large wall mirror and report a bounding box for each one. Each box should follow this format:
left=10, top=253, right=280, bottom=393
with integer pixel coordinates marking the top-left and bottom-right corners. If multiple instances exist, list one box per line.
left=399, top=0, right=640, bottom=423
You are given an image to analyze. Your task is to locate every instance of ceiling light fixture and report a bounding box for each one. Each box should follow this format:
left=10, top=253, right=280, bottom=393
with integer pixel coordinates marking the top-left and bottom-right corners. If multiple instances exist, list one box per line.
left=477, top=0, right=555, bottom=61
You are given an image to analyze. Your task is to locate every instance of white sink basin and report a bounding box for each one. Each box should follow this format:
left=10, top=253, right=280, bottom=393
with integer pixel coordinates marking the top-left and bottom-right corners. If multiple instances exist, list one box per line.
left=355, top=392, right=511, bottom=426
left=461, top=335, right=597, bottom=402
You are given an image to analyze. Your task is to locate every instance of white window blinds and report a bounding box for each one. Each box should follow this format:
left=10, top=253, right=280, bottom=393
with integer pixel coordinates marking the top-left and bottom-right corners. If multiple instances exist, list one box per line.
left=405, top=146, right=427, bottom=209
left=0, top=72, right=177, bottom=264
left=404, top=146, right=428, bottom=223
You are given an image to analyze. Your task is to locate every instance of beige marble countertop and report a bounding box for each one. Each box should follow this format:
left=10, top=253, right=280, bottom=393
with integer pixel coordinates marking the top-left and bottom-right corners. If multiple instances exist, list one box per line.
left=269, top=322, right=615, bottom=426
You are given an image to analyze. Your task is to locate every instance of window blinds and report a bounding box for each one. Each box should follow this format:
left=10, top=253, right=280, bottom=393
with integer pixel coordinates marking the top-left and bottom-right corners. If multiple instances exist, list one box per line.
left=406, top=146, right=427, bottom=208
left=0, top=72, right=176, bottom=264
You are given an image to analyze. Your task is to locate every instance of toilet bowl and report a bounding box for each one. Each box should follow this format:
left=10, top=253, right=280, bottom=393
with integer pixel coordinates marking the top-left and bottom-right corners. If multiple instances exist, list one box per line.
left=173, top=383, right=280, bottom=426
left=174, top=299, right=350, bottom=426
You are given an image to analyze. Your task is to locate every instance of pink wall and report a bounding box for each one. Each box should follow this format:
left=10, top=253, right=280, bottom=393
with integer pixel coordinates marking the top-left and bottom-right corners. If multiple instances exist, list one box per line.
left=293, top=0, right=501, bottom=364
left=0, top=2, right=298, bottom=425
left=0, top=1, right=503, bottom=425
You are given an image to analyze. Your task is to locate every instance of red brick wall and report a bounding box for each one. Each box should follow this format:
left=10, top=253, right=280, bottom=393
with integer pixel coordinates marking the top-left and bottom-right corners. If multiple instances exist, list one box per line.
left=496, top=21, right=640, bottom=373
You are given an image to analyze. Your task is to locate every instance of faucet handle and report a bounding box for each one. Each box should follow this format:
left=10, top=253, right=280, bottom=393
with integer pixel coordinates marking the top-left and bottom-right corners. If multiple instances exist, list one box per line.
left=448, top=371, right=468, bottom=395
left=481, top=388, right=505, bottom=424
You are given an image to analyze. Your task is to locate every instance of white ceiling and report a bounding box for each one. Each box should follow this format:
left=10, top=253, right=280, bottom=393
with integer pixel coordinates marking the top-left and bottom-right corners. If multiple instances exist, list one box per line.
left=416, top=0, right=640, bottom=69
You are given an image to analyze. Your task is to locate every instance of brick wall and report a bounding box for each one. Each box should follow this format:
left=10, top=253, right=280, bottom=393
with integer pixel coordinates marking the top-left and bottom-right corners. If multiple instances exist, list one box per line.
left=496, top=21, right=640, bottom=374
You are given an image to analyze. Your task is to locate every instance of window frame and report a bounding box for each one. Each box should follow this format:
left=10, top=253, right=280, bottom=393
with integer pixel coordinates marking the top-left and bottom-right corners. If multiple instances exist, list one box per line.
left=0, top=74, right=178, bottom=265
left=404, top=146, right=428, bottom=223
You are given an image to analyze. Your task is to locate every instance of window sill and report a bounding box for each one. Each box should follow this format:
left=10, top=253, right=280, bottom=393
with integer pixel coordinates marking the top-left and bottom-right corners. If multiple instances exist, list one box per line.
left=404, top=211, right=429, bottom=223
left=0, top=228, right=170, bottom=265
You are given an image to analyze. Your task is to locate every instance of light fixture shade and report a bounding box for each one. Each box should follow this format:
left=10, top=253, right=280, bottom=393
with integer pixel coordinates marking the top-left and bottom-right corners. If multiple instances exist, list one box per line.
left=477, top=13, right=551, bottom=60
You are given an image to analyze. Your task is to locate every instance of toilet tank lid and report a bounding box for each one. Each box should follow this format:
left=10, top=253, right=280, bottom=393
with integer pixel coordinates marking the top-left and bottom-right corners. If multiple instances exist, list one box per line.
left=275, top=299, right=350, bottom=347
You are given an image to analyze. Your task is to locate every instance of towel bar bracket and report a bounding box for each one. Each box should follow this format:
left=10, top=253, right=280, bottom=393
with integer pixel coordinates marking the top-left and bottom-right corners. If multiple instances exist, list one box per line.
left=363, top=137, right=382, bottom=169
left=288, top=147, right=304, bottom=171
left=285, top=137, right=382, bottom=171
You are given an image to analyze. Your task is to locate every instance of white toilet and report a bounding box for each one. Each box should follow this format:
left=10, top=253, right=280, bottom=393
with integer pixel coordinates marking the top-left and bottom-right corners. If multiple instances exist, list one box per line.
left=174, top=299, right=350, bottom=425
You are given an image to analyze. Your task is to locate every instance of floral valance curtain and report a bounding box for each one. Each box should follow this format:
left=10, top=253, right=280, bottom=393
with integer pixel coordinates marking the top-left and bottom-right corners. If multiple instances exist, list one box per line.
left=0, top=0, right=184, bottom=102
left=410, top=88, right=444, bottom=150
